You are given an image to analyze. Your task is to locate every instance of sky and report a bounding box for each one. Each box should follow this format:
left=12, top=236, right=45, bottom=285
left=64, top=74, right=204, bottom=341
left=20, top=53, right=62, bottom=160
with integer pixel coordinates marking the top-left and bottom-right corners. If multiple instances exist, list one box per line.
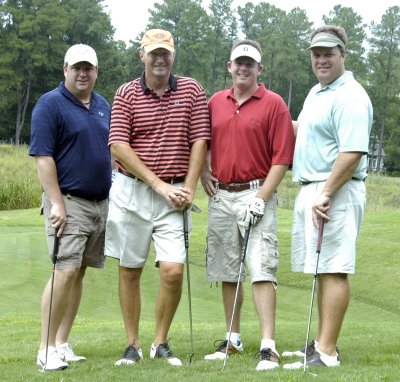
left=103, top=0, right=399, bottom=44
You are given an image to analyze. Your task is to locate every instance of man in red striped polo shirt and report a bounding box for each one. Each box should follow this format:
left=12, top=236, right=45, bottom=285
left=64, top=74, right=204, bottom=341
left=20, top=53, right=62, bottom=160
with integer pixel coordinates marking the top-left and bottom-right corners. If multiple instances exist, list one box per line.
left=105, top=29, right=211, bottom=366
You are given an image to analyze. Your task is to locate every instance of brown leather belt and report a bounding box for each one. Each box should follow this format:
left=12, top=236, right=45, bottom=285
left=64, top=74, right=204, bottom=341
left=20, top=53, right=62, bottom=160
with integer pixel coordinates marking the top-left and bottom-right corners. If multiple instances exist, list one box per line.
left=118, top=168, right=185, bottom=184
left=216, top=179, right=265, bottom=192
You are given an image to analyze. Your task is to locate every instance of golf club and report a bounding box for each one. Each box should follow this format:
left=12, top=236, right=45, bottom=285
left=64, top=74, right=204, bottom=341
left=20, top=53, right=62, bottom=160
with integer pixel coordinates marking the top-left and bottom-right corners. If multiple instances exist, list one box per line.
left=222, top=225, right=251, bottom=371
left=303, top=218, right=325, bottom=375
left=183, top=208, right=194, bottom=364
left=44, top=229, right=60, bottom=371
left=190, top=203, right=201, bottom=214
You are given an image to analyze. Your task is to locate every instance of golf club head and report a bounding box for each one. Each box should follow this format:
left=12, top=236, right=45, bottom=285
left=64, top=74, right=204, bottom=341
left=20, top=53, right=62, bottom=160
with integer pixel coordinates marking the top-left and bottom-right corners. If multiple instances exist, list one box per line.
left=187, top=352, right=194, bottom=365
left=190, top=204, right=201, bottom=213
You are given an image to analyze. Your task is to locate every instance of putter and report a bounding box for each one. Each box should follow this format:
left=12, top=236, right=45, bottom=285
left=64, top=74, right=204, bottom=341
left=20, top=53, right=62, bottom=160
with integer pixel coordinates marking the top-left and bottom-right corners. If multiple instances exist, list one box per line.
left=303, top=219, right=325, bottom=375
left=183, top=208, right=194, bottom=364
left=222, top=225, right=251, bottom=371
left=44, top=229, right=60, bottom=371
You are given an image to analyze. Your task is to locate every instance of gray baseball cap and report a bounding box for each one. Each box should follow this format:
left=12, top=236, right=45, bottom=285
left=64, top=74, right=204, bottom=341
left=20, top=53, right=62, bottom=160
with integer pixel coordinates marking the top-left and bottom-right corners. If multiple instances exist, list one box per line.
left=307, top=32, right=345, bottom=50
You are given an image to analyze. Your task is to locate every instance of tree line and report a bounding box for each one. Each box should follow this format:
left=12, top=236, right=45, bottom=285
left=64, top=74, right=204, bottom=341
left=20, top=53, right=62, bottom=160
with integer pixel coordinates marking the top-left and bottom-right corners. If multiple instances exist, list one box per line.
left=1, top=0, right=399, bottom=174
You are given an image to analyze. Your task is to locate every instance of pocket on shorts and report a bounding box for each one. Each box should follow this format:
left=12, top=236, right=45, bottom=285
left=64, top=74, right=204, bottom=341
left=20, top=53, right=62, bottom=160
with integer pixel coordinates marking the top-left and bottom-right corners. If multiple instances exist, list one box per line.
left=208, top=193, right=221, bottom=213
left=47, top=222, right=80, bottom=259
left=261, top=232, right=279, bottom=273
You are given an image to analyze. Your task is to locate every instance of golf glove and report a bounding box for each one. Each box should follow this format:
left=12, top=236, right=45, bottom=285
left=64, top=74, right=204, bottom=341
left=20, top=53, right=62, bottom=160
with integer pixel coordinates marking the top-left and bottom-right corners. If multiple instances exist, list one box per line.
left=244, top=197, right=265, bottom=226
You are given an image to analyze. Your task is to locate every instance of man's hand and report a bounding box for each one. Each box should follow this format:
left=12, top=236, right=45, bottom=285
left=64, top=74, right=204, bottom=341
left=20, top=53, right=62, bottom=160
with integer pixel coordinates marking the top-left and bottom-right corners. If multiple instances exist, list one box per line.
left=159, top=183, right=191, bottom=209
left=312, top=193, right=331, bottom=228
left=200, top=168, right=218, bottom=197
left=49, top=202, right=67, bottom=236
left=244, top=197, right=265, bottom=226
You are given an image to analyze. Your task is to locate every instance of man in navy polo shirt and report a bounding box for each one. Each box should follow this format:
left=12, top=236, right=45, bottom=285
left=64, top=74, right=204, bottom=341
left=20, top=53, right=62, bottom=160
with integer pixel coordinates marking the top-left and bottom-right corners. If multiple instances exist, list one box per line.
left=30, top=44, right=112, bottom=371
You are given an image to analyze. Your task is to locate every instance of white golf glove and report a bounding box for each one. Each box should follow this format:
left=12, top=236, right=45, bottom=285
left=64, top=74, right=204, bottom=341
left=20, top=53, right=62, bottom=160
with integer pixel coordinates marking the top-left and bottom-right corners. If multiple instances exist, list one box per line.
left=244, top=197, right=265, bottom=226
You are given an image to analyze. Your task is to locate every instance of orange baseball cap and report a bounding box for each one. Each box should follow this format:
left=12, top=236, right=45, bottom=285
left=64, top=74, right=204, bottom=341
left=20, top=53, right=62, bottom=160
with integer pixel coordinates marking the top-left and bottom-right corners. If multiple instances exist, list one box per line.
left=141, top=29, right=175, bottom=53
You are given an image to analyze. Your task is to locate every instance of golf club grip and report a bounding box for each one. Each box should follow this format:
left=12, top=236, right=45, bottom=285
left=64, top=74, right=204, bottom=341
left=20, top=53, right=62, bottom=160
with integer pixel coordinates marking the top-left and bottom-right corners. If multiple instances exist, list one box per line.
left=52, top=229, right=60, bottom=265
left=316, top=219, right=325, bottom=253
left=183, top=209, right=189, bottom=248
left=241, top=227, right=251, bottom=261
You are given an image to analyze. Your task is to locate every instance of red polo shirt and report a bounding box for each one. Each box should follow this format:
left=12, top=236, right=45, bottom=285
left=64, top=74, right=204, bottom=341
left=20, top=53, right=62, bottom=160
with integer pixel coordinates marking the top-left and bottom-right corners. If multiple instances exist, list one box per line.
left=208, top=84, right=294, bottom=183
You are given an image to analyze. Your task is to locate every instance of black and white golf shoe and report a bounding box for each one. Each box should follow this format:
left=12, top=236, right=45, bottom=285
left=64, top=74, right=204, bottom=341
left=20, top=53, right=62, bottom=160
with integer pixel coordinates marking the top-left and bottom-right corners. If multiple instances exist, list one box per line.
left=282, top=339, right=317, bottom=358
left=282, top=339, right=340, bottom=359
left=283, top=349, right=340, bottom=369
left=150, top=343, right=182, bottom=366
left=115, top=345, right=143, bottom=366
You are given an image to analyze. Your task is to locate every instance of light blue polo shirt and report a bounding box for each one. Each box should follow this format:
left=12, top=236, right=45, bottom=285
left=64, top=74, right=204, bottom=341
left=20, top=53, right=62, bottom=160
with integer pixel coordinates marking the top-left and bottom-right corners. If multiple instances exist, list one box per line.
left=292, top=71, right=373, bottom=182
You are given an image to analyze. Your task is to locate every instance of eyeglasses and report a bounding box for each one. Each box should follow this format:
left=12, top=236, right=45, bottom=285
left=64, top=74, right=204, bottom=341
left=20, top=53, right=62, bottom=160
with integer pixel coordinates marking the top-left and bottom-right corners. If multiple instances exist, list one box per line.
left=147, top=51, right=173, bottom=59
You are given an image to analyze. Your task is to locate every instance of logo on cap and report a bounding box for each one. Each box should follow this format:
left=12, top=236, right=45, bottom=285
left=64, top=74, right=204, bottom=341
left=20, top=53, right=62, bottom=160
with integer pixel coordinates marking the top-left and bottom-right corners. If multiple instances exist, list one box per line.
left=141, top=29, right=175, bottom=53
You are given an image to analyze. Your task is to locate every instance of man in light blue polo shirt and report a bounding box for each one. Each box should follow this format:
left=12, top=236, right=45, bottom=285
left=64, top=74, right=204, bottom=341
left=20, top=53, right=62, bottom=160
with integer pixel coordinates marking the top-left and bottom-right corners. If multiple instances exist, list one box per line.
left=283, top=25, right=372, bottom=369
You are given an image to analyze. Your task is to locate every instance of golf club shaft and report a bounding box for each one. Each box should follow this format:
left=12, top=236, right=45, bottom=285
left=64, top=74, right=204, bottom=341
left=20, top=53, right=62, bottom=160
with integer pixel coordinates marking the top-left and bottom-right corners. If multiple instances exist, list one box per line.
left=45, top=229, right=59, bottom=370
left=222, top=226, right=251, bottom=371
left=183, top=209, right=194, bottom=363
left=303, top=219, right=325, bottom=373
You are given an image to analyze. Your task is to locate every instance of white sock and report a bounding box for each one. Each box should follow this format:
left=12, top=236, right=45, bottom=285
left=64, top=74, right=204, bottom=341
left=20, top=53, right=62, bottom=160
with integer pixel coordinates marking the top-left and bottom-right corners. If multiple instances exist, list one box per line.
left=260, top=338, right=276, bottom=353
left=315, top=348, right=339, bottom=366
left=226, top=332, right=241, bottom=345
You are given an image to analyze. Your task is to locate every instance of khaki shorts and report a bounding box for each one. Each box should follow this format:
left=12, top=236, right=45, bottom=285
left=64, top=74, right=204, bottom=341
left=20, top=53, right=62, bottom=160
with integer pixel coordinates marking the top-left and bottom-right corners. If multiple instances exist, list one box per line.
left=105, top=172, right=190, bottom=268
left=291, top=179, right=366, bottom=274
left=42, top=193, right=108, bottom=270
left=206, top=188, right=278, bottom=284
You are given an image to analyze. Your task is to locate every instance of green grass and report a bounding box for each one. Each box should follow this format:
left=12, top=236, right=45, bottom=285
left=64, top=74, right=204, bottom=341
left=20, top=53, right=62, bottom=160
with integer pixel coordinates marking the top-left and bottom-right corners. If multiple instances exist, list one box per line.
left=0, top=195, right=399, bottom=381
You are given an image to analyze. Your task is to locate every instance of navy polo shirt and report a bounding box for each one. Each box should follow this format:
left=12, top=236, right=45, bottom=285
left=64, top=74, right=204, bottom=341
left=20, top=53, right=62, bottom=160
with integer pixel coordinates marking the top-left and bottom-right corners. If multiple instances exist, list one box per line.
left=29, top=82, right=112, bottom=200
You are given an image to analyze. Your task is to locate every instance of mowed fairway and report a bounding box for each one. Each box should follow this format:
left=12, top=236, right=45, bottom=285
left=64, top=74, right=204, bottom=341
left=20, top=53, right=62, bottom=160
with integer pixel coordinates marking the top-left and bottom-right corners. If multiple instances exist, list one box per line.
left=0, top=197, right=399, bottom=381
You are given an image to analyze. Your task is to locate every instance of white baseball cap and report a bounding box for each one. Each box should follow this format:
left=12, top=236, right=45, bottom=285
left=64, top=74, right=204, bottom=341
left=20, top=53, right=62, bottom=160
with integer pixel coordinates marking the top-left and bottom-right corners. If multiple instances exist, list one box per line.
left=230, top=44, right=261, bottom=63
left=64, top=44, right=98, bottom=66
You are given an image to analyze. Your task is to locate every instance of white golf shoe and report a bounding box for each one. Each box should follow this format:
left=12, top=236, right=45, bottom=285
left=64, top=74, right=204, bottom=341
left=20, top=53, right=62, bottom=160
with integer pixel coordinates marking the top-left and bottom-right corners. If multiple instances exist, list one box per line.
left=37, top=346, right=68, bottom=371
left=56, top=343, right=86, bottom=362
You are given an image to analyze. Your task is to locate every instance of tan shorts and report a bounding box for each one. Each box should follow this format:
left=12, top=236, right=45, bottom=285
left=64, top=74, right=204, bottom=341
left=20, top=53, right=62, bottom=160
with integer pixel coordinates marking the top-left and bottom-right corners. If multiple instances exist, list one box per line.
left=206, top=188, right=278, bottom=284
left=42, top=192, right=108, bottom=270
left=291, top=179, right=366, bottom=274
left=105, top=172, right=190, bottom=268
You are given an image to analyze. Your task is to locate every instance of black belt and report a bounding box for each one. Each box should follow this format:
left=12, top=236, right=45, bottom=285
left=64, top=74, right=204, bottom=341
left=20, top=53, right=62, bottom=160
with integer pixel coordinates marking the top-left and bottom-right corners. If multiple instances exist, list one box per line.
left=299, top=177, right=364, bottom=186
left=216, top=179, right=265, bottom=192
left=118, top=168, right=185, bottom=184
left=61, top=190, right=106, bottom=202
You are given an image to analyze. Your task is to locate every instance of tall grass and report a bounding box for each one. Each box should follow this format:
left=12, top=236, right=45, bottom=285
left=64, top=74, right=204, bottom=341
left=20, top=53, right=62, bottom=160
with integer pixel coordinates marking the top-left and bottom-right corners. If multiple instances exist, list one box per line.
left=1, top=144, right=399, bottom=211
left=0, top=144, right=41, bottom=210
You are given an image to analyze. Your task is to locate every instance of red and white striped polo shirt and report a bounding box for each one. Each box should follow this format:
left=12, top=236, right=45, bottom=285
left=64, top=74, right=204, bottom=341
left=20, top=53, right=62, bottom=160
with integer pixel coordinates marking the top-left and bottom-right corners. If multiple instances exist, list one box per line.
left=109, top=74, right=211, bottom=179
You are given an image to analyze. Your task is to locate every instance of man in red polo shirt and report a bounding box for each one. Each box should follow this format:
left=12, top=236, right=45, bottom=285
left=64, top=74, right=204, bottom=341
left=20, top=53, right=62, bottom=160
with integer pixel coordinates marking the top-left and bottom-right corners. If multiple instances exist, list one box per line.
left=201, top=39, right=294, bottom=371
left=106, top=29, right=210, bottom=366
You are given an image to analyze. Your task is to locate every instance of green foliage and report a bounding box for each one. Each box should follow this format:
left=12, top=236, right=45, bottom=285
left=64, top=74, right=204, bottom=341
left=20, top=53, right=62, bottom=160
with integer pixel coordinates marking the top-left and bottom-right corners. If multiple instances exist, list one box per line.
left=368, top=6, right=400, bottom=173
left=1, top=1, right=400, bottom=173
